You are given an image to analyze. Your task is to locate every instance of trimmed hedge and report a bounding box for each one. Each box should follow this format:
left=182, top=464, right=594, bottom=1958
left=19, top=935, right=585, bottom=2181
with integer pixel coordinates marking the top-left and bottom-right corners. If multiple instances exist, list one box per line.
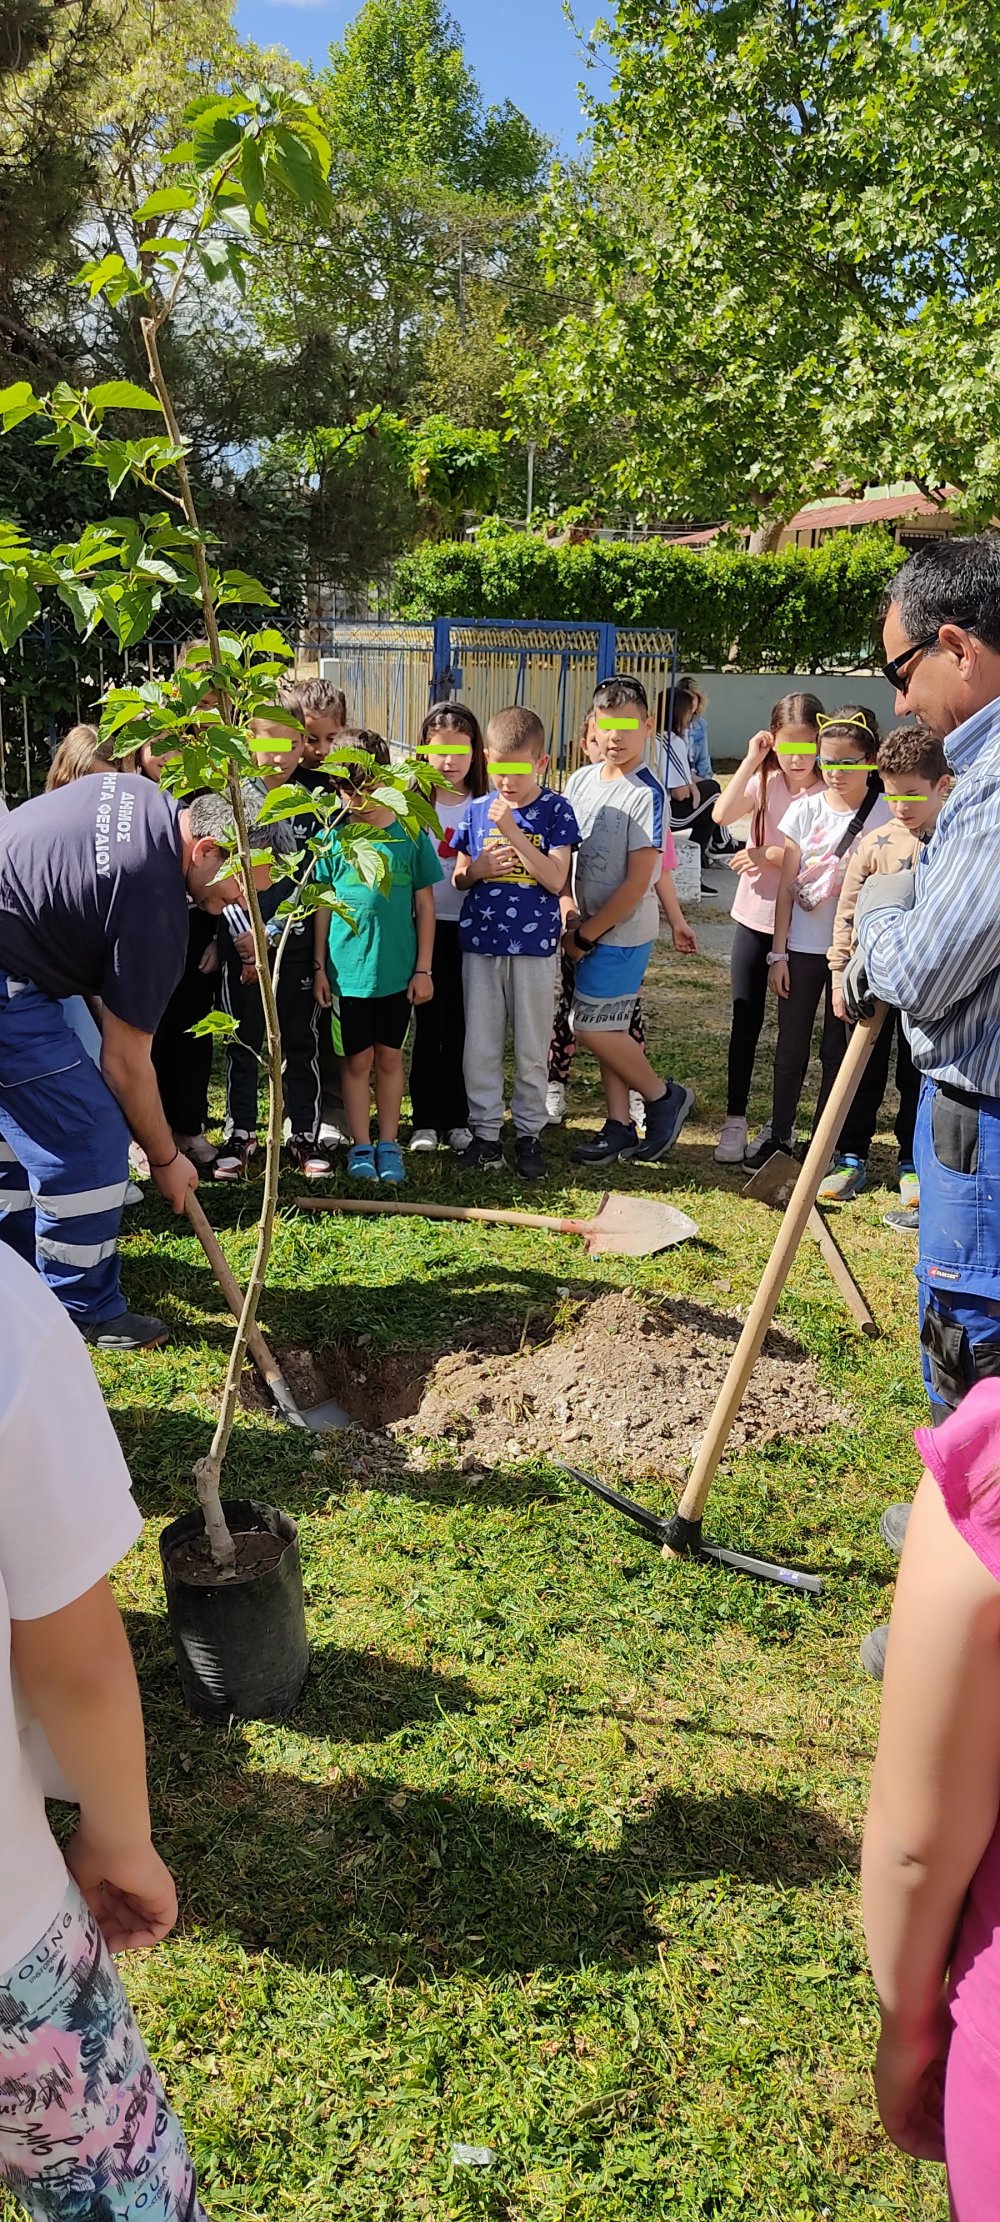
left=392, top=527, right=906, bottom=670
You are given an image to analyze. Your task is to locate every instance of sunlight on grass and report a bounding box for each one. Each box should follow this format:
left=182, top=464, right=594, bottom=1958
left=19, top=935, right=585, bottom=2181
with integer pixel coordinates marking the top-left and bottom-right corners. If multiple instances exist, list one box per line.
left=6, top=937, right=948, bottom=2220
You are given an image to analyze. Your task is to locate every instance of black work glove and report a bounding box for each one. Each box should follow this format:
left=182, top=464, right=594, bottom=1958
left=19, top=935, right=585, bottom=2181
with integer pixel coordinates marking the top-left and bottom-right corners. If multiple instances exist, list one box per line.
left=843, top=945, right=875, bottom=1022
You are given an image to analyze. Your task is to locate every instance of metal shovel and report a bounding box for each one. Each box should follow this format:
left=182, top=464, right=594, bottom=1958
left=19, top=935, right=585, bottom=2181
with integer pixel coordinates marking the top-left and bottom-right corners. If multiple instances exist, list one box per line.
left=185, top=1193, right=350, bottom=1432
left=295, top=1189, right=699, bottom=1258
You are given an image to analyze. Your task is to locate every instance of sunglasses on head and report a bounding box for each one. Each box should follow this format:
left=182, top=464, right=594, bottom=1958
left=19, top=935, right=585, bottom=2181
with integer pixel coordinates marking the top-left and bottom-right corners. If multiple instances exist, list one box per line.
left=880, top=619, right=976, bottom=695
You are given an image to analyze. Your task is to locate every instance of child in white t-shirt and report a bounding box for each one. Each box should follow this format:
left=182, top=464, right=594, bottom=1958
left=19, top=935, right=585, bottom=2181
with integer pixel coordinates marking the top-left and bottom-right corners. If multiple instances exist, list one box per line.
left=0, top=1246, right=207, bottom=2218
left=408, top=701, right=487, bottom=1155
left=745, top=706, right=891, bottom=1170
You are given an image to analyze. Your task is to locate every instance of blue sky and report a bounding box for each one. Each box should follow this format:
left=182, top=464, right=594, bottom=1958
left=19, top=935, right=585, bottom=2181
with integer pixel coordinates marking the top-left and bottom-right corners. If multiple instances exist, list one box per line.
left=233, top=0, right=601, bottom=155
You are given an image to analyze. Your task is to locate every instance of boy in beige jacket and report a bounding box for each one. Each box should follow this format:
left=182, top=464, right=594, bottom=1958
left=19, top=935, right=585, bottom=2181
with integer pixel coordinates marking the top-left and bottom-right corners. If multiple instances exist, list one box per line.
left=822, top=724, right=951, bottom=1221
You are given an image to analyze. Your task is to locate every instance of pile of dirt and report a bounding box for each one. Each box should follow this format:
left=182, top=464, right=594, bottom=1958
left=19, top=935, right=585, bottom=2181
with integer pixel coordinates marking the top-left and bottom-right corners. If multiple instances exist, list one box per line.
left=393, top=1289, right=847, bottom=1478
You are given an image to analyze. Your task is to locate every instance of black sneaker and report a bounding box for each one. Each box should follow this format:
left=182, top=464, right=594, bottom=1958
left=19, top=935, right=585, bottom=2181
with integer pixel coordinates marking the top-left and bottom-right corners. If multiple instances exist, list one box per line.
left=458, top=1136, right=504, bottom=1171
left=571, top=1119, right=637, bottom=1165
left=623, top=1081, right=694, bottom=1162
left=743, top=1133, right=793, bottom=1174
left=514, top=1135, right=546, bottom=1182
left=708, top=830, right=739, bottom=857
left=883, top=1208, right=919, bottom=1237
left=81, top=1310, right=170, bottom=1351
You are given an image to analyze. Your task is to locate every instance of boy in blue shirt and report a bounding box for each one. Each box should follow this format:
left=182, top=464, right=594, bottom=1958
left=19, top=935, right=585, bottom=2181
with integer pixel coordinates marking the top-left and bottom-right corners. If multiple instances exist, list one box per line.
left=453, top=706, right=578, bottom=1180
left=313, top=730, right=441, bottom=1184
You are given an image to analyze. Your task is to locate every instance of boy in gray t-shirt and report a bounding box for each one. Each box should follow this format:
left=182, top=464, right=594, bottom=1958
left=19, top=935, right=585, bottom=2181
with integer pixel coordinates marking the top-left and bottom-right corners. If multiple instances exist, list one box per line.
left=562, top=677, right=694, bottom=1166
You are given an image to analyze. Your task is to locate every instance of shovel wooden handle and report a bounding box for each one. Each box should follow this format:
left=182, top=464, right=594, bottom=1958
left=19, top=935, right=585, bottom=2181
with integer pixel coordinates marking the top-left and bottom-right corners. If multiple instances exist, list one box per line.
left=673, top=1005, right=887, bottom=1529
left=296, top=1195, right=584, bottom=1236
left=184, top=1191, right=286, bottom=1393
left=807, top=1206, right=878, bottom=1337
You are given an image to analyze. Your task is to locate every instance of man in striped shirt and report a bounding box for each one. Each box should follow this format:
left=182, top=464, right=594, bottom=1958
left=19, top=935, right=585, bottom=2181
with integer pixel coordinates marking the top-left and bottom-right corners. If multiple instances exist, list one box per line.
left=847, top=536, right=1000, bottom=1671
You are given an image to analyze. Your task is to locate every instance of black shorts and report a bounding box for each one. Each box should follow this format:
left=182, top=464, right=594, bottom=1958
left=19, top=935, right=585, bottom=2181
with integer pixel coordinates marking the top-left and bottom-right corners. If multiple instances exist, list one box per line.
left=334, top=991, right=411, bottom=1056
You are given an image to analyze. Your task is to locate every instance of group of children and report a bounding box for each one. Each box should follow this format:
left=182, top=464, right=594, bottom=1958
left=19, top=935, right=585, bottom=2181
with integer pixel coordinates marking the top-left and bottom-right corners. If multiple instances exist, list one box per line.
left=711, top=695, right=950, bottom=1228
left=39, top=668, right=943, bottom=1210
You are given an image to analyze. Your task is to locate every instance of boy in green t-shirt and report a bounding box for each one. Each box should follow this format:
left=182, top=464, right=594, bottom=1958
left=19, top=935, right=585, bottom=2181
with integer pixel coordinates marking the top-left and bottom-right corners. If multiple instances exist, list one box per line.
left=313, top=730, right=441, bottom=1184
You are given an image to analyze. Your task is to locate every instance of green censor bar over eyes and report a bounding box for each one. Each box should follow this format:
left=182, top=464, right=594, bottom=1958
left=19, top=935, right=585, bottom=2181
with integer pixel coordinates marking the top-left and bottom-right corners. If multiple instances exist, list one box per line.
left=596, top=715, right=640, bottom=730
left=423, top=743, right=469, bottom=757
left=774, top=739, right=818, bottom=756
left=821, top=759, right=878, bottom=771
left=488, top=761, right=534, bottom=774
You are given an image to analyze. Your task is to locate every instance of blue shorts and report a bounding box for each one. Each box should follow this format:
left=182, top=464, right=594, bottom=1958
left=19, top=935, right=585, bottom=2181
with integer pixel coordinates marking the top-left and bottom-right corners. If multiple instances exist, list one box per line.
left=572, top=940, right=654, bottom=1033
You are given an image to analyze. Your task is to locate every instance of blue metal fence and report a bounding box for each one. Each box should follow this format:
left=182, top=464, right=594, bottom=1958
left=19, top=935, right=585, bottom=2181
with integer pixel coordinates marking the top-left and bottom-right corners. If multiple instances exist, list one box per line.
left=316, top=618, right=679, bottom=778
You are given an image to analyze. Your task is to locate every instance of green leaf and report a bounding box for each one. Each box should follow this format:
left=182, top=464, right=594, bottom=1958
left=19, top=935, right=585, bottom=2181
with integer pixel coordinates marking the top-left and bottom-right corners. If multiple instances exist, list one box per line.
left=138, top=236, right=188, bottom=257
left=113, top=584, right=155, bottom=647
left=189, top=1010, right=241, bottom=1040
left=254, top=783, right=316, bottom=823
left=55, top=580, right=101, bottom=635
left=217, top=569, right=274, bottom=606
left=239, top=139, right=267, bottom=223
left=161, top=138, right=195, bottom=166
left=192, top=108, right=244, bottom=170
left=74, top=253, right=125, bottom=298
left=134, top=186, right=198, bottom=220
left=88, top=381, right=161, bottom=414
left=0, top=570, right=41, bottom=649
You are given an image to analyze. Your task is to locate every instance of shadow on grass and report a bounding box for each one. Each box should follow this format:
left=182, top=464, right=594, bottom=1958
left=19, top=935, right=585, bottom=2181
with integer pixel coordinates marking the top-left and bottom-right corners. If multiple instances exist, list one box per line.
left=155, top=1744, right=856, bottom=1980
left=129, top=1610, right=476, bottom=1744
left=130, top=1630, right=857, bottom=1983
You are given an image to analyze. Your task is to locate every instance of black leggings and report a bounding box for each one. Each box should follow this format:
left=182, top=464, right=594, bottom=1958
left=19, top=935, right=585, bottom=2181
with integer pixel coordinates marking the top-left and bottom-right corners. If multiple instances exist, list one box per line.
left=727, top=921, right=772, bottom=1117
left=671, top=779, right=722, bottom=861
left=770, top=949, right=902, bottom=1157
left=408, top=918, right=469, bottom=1133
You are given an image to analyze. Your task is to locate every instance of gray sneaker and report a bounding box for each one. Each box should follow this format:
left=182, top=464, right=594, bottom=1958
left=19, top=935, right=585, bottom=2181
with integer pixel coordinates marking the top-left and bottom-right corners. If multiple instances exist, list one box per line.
left=81, top=1310, right=170, bottom=1351
left=860, top=1624, right=889, bottom=1680
left=879, top=1503, right=910, bottom=1557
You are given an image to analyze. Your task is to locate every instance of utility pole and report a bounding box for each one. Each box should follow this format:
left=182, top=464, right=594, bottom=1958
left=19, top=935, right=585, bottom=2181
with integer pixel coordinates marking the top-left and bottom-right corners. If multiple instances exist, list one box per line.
left=526, top=440, right=536, bottom=525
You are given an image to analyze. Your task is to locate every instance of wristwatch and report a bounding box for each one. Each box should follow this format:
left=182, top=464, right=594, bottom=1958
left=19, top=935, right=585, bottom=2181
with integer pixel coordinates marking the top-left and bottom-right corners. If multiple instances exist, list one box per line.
left=573, top=924, right=599, bottom=952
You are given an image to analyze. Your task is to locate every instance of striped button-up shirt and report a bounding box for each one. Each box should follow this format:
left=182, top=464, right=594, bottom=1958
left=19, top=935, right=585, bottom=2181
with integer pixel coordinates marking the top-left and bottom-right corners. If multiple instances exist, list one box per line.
left=858, top=695, right=1000, bottom=1095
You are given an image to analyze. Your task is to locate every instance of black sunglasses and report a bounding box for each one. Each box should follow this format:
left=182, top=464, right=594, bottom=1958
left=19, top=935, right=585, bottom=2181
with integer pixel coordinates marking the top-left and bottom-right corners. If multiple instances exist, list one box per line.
left=881, top=619, right=976, bottom=694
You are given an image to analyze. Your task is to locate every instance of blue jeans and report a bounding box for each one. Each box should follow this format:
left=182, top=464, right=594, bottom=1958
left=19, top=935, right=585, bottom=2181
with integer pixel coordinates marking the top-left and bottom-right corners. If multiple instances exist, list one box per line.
left=0, top=975, right=131, bottom=1324
left=915, top=1078, right=1000, bottom=1418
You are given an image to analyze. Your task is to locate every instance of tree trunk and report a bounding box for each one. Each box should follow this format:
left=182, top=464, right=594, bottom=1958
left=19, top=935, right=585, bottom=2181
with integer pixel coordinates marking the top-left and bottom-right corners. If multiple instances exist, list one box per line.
left=747, top=517, right=786, bottom=554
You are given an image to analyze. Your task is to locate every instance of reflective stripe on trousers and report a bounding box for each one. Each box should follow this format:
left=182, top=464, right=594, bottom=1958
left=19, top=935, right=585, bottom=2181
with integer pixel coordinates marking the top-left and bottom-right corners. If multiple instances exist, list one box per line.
left=0, top=975, right=130, bottom=1324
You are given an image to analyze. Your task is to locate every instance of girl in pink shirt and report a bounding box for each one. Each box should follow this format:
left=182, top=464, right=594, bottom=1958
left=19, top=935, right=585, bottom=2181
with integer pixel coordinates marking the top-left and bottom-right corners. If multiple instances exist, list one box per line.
left=711, top=693, right=823, bottom=1163
left=864, top=1377, right=1000, bottom=2219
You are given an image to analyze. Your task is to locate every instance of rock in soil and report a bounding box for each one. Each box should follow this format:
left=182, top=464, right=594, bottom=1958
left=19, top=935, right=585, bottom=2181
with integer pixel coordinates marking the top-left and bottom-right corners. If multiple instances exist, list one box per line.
left=394, top=1289, right=848, bottom=1479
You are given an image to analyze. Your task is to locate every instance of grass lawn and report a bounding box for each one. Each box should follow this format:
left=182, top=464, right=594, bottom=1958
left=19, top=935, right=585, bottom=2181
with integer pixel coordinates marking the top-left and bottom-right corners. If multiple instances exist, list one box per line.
left=8, top=934, right=950, bottom=2220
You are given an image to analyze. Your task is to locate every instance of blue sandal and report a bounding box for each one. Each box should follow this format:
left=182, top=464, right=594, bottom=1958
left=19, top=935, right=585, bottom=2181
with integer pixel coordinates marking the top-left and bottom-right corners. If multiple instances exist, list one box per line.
left=376, top=1140, right=406, bottom=1185
left=346, top=1143, right=378, bottom=1181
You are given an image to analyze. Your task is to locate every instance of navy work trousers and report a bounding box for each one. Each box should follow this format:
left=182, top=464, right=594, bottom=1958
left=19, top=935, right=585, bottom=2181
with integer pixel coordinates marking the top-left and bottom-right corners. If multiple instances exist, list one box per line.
left=0, top=975, right=130, bottom=1325
left=916, top=1078, right=1000, bottom=1420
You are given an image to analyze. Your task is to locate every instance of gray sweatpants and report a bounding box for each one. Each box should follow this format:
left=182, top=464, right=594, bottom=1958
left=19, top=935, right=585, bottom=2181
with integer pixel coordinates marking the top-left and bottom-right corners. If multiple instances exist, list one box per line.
left=462, top=953, right=556, bottom=1138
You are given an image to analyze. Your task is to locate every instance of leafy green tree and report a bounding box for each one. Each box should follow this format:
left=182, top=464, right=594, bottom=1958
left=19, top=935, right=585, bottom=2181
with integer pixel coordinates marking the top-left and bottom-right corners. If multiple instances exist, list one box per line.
left=0, top=83, right=436, bottom=1567
left=508, top=0, right=1000, bottom=544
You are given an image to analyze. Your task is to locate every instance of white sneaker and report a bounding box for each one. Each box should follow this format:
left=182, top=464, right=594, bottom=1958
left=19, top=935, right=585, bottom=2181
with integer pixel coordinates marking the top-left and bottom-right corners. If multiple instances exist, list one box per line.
left=629, top=1091, right=646, bottom=1129
left=714, top=1115, right=748, bottom=1165
left=409, top=1128, right=439, bottom=1152
left=318, top=1118, right=346, bottom=1148
left=445, top=1126, right=473, bottom=1152
left=545, top=1083, right=566, bottom=1124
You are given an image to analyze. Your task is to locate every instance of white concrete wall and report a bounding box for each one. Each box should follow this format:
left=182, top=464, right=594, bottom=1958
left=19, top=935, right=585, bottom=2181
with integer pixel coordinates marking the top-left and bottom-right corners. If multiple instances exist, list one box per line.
left=697, top=671, right=893, bottom=765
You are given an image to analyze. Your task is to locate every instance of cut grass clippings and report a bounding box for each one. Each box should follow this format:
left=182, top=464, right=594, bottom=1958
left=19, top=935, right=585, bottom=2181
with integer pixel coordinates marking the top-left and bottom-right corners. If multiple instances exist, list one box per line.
left=3, top=934, right=949, bottom=2221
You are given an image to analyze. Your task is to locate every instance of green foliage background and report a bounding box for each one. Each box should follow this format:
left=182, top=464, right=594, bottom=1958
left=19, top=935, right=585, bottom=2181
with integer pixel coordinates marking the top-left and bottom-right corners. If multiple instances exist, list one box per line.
left=393, top=528, right=906, bottom=669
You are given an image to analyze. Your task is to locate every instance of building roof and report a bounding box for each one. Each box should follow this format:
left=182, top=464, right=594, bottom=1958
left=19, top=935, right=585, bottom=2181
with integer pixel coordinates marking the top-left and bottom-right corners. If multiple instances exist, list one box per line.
left=787, top=489, right=951, bottom=531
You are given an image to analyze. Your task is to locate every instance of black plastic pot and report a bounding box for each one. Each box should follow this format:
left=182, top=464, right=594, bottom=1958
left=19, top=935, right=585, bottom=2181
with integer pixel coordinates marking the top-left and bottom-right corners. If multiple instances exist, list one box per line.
left=159, top=1499, right=309, bottom=1723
